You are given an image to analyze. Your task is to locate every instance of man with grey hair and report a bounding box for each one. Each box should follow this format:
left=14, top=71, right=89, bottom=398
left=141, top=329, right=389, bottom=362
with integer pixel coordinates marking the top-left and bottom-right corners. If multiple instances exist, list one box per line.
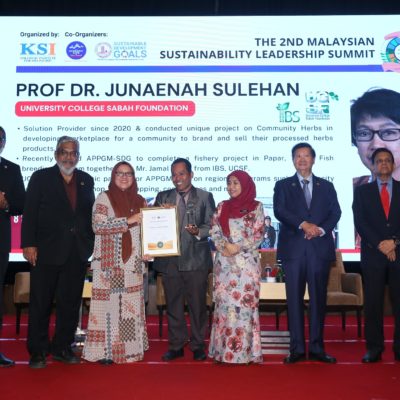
left=22, top=136, right=94, bottom=369
left=0, top=126, right=25, bottom=367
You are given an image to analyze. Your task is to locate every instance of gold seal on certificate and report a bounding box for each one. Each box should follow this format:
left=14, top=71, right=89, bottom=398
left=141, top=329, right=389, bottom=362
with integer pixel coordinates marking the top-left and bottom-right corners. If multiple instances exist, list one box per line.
left=141, top=207, right=180, bottom=257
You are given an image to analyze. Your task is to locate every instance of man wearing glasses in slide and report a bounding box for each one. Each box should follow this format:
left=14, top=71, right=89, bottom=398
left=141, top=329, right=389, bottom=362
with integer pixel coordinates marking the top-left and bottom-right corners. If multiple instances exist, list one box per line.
left=351, top=88, right=400, bottom=248
left=352, top=88, right=400, bottom=186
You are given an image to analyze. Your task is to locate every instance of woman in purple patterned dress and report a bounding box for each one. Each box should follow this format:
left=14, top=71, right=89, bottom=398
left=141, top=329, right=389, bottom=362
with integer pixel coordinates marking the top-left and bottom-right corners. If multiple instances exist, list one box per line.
left=208, top=170, right=265, bottom=364
left=83, top=162, right=149, bottom=364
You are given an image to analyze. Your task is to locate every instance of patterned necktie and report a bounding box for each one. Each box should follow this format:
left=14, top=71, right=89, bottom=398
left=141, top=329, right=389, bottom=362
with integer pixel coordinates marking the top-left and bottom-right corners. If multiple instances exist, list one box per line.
left=380, top=182, right=390, bottom=219
left=178, top=192, right=186, bottom=228
left=302, top=179, right=311, bottom=209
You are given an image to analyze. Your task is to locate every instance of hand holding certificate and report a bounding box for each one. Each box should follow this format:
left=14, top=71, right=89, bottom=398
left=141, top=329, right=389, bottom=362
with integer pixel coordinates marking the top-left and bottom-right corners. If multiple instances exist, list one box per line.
left=141, top=206, right=180, bottom=257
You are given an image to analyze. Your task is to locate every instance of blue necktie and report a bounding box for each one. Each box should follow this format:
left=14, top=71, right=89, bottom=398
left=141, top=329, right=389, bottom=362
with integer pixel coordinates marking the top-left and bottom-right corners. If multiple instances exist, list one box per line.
left=302, top=179, right=311, bottom=208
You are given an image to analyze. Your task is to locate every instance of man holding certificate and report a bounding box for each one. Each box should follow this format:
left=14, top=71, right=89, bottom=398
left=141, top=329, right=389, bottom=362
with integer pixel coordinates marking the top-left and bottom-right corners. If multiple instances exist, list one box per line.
left=153, top=158, right=215, bottom=362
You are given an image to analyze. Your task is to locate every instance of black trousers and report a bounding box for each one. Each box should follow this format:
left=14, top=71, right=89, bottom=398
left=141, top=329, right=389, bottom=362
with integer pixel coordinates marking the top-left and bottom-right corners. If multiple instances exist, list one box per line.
left=161, top=265, right=208, bottom=352
left=27, top=249, right=87, bottom=355
left=362, top=257, right=400, bottom=354
left=0, top=252, right=9, bottom=330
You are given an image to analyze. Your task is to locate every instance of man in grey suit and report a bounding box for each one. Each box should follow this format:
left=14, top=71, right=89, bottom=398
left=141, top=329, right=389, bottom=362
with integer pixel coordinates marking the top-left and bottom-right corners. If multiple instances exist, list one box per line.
left=153, top=158, right=215, bottom=361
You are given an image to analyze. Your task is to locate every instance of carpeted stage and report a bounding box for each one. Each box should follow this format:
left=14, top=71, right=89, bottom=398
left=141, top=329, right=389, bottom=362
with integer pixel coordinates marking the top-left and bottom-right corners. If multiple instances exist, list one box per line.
left=1, top=314, right=399, bottom=400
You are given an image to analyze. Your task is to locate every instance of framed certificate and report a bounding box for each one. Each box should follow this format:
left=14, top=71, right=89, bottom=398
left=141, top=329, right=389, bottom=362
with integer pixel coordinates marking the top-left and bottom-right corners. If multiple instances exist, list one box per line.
left=141, top=206, right=180, bottom=257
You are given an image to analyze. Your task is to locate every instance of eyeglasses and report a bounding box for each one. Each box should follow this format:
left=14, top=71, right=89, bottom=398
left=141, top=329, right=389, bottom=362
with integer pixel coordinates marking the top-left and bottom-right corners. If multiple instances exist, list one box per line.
left=57, top=149, right=79, bottom=158
left=115, top=171, right=134, bottom=178
left=354, top=128, right=400, bottom=142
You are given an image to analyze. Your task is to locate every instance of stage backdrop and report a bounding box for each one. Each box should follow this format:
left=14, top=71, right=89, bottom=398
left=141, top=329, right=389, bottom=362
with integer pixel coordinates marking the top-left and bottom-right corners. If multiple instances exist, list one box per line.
left=1, top=15, right=400, bottom=260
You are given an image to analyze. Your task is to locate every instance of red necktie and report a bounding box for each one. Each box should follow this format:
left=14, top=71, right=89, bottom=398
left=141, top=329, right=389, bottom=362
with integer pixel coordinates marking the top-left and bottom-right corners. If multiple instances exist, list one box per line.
left=380, top=183, right=390, bottom=219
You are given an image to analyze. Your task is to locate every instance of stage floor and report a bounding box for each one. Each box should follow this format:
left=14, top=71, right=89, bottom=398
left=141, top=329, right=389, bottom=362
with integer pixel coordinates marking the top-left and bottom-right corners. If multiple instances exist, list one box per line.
left=1, top=313, right=397, bottom=365
left=1, top=314, right=399, bottom=400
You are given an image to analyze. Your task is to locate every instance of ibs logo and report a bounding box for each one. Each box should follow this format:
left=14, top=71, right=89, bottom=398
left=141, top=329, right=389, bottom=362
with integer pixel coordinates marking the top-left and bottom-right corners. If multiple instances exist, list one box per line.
left=305, top=91, right=339, bottom=121
left=276, top=103, right=300, bottom=123
left=20, top=43, right=56, bottom=62
left=66, top=41, right=86, bottom=60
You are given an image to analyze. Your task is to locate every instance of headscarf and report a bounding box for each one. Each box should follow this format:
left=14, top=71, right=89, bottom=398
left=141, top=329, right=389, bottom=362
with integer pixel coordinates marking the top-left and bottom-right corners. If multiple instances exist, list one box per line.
left=106, top=161, right=145, bottom=263
left=219, top=170, right=258, bottom=237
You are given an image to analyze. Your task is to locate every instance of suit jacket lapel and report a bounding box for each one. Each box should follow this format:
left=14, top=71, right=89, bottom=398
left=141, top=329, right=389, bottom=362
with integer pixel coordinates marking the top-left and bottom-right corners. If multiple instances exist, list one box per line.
left=309, top=175, right=321, bottom=210
left=75, top=170, right=87, bottom=213
left=370, top=180, right=387, bottom=220
left=52, top=165, right=74, bottom=215
left=389, top=179, right=400, bottom=220
left=188, top=187, right=198, bottom=206
left=290, top=174, right=302, bottom=192
left=164, top=190, right=177, bottom=205
left=0, top=160, right=7, bottom=187
left=291, top=174, right=308, bottom=210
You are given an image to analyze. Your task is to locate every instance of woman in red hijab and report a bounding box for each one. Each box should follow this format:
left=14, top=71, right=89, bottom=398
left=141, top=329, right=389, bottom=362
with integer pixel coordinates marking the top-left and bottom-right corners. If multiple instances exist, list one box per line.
left=83, top=162, right=149, bottom=364
left=208, top=170, right=265, bottom=364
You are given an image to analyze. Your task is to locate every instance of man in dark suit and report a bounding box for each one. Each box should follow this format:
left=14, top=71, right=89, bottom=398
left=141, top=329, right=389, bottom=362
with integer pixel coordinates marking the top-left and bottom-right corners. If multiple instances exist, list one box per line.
left=273, top=142, right=341, bottom=364
left=353, top=147, right=400, bottom=363
left=153, top=158, right=215, bottom=361
left=22, top=136, right=94, bottom=369
left=0, top=127, right=25, bottom=367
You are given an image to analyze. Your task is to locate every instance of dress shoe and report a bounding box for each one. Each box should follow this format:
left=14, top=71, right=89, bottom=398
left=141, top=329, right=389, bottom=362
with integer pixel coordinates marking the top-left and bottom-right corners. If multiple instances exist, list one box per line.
left=362, top=351, right=382, bottom=363
left=29, top=353, right=47, bottom=369
left=52, top=348, right=80, bottom=364
left=193, top=349, right=207, bottom=361
left=283, top=352, right=306, bottom=364
left=98, top=358, right=113, bottom=365
left=161, top=349, right=184, bottom=361
left=308, top=352, right=337, bottom=363
left=0, top=352, right=15, bottom=367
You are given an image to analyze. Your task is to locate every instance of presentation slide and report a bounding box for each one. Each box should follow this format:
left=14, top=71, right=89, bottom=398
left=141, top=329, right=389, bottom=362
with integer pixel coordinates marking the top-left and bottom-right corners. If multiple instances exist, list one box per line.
left=1, top=15, right=399, bottom=261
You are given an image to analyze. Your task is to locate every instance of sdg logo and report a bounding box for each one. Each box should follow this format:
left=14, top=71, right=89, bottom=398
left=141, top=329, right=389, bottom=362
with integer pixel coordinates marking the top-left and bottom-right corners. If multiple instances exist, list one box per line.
left=381, top=31, right=400, bottom=73
left=20, top=43, right=56, bottom=56
left=66, top=41, right=86, bottom=60
left=276, top=103, right=300, bottom=123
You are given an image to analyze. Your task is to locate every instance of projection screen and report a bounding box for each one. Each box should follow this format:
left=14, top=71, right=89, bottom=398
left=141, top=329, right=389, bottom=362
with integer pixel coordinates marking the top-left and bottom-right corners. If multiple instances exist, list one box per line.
left=2, top=15, right=400, bottom=261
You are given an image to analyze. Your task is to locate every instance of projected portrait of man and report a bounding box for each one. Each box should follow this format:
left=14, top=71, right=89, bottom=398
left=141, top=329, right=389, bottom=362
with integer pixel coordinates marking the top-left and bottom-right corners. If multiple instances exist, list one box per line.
left=351, top=88, right=400, bottom=248
left=351, top=88, right=400, bottom=186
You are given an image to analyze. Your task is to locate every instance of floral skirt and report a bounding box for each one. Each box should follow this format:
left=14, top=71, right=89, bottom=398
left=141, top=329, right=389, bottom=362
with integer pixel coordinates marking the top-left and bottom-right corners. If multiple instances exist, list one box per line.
left=208, top=303, right=262, bottom=364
